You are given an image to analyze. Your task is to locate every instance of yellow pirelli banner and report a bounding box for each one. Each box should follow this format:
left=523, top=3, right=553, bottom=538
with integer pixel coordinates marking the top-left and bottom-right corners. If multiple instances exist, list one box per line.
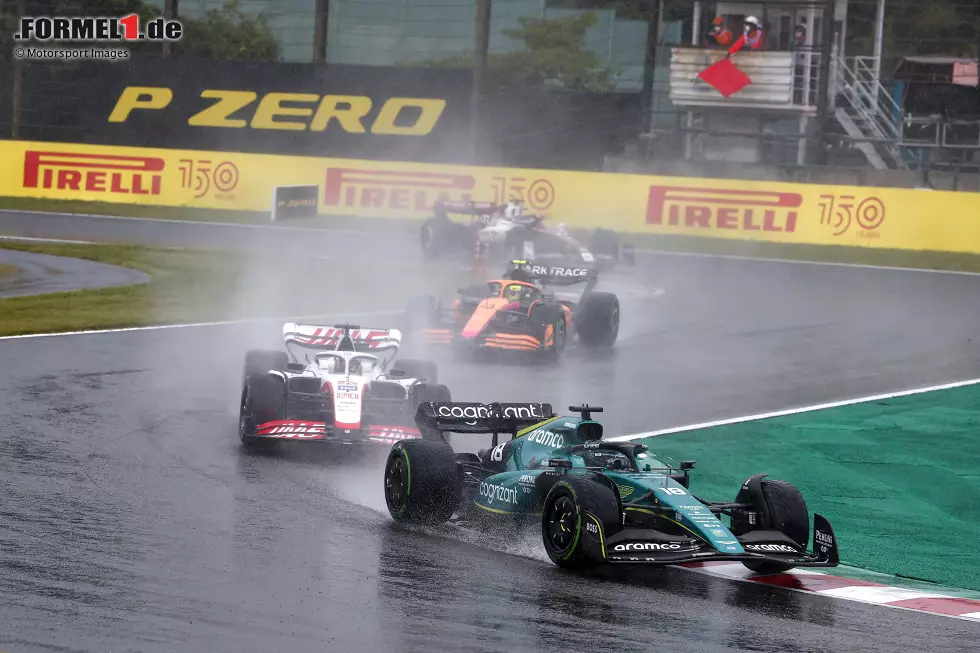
left=2, top=139, right=979, bottom=253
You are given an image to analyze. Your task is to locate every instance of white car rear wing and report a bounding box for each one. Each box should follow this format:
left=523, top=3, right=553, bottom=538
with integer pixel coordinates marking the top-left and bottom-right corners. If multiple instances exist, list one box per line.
left=282, top=323, right=402, bottom=352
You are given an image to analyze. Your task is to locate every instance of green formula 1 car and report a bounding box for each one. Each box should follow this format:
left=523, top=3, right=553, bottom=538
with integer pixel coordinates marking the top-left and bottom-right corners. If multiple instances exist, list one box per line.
left=383, top=402, right=840, bottom=572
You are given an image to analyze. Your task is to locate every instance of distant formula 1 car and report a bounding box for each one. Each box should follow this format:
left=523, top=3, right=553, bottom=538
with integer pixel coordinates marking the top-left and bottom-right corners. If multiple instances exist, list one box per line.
left=383, top=402, right=841, bottom=572
left=404, top=259, right=620, bottom=359
left=420, top=200, right=634, bottom=270
left=238, top=323, right=451, bottom=451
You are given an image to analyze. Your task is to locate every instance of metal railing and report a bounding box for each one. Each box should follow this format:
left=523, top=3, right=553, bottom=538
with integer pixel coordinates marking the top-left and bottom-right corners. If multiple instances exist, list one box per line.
left=832, top=55, right=907, bottom=168
left=902, top=117, right=980, bottom=150
left=843, top=56, right=904, bottom=140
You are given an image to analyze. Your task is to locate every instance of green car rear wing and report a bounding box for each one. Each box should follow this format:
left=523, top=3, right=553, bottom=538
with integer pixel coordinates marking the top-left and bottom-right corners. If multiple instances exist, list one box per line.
left=414, top=401, right=555, bottom=445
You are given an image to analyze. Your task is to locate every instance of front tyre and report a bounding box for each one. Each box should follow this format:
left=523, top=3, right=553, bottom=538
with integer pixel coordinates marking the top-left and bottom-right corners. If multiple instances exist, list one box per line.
left=530, top=302, right=566, bottom=361
left=239, top=373, right=285, bottom=453
left=576, top=292, right=620, bottom=348
left=732, top=478, right=810, bottom=574
left=243, top=349, right=288, bottom=384
left=541, top=476, right=622, bottom=569
left=384, top=440, right=461, bottom=524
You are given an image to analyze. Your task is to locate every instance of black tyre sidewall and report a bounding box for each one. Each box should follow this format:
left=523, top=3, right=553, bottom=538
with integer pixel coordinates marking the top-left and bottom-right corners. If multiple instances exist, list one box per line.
left=737, top=479, right=810, bottom=574
left=240, top=373, right=285, bottom=450
left=541, top=476, right=622, bottom=569
left=576, top=292, right=620, bottom=348
left=243, top=350, right=288, bottom=383
left=421, top=218, right=443, bottom=256
left=530, top=302, right=566, bottom=358
left=384, top=440, right=461, bottom=524
left=760, top=480, right=810, bottom=547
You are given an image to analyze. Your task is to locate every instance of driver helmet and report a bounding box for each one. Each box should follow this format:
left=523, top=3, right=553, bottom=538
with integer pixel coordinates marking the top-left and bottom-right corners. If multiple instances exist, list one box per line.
left=319, top=356, right=343, bottom=374
left=504, top=201, right=523, bottom=218
left=349, top=357, right=363, bottom=375
left=504, top=283, right=524, bottom=303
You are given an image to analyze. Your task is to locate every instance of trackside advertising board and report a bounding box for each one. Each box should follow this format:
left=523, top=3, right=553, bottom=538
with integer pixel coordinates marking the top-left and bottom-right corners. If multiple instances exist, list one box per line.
left=272, top=185, right=318, bottom=220
left=3, top=139, right=980, bottom=254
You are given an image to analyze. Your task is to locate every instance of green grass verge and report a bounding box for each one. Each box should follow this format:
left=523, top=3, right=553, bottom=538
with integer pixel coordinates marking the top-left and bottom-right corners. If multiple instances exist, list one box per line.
left=5, top=196, right=980, bottom=273
left=640, top=383, right=980, bottom=591
left=0, top=241, right=462, bottom=337
left=0, top=261, right=21, bottom=278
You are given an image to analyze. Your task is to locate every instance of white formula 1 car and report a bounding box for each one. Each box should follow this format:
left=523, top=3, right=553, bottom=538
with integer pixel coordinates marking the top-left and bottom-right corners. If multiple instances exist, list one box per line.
left=238, top=323, right=451, bottom=451
left=419, top=200, right=635, bottom=270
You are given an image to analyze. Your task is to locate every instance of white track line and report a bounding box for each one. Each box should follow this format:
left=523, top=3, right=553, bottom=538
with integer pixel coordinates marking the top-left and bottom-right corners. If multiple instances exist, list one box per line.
left=0, top=309, right=400, bottom=341
left=636, top=248, right=980, bottom=277
left=0, top=235, right=98, bottom=245
left=605, top=376, right=980, bottom=441
left=0, top=208, right=408, bottom=238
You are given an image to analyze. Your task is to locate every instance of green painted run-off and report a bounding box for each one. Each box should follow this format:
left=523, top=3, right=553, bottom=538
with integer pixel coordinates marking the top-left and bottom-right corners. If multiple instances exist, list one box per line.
left=638, top=383, right=980, bottom=592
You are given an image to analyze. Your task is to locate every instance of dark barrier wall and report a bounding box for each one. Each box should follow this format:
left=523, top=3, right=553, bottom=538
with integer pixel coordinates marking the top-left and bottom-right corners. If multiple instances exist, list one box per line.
left=3, top=55, right=643, bottom=171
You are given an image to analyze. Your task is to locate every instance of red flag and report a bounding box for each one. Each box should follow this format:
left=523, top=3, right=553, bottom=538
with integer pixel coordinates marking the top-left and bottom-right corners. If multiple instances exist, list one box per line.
left=697, top=58, right=752, bottom=98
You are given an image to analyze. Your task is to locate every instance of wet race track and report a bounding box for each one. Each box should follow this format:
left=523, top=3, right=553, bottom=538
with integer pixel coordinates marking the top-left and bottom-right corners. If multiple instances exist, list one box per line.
left=2, top=211, right=980, bottom=652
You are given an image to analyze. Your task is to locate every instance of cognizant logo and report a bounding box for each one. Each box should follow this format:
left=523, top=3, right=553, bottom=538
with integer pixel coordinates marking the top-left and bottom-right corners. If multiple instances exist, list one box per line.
left=479, top=482, right=517, bottom=505
left=434, top=403, right=547, bottom=420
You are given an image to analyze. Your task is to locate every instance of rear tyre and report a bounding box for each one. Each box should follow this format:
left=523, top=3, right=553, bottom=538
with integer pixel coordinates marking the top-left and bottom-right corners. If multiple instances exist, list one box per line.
left=407, top=383, right=452, bottom=439
left=392, top=358, right=439, bottom=383
left=239, top=373, right=286, bottom=453
left=420, top=218, right=444, bottom=258
left=576, top=292, right=620, bottom=348
left=732, top=479, right=810, bottom=574
left=384, top=439, right=461, bottom=524
left=410, top=382, right=452, bottom=405
left=589, top=228, right=620, bottom=261
left=541, top=476, right=622, bottom=570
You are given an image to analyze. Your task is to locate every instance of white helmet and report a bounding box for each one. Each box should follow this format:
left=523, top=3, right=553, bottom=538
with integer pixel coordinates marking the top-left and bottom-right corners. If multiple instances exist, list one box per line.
left=504, top=201, right=523, bottom=218
left=744, top=16, right=760, bottom=29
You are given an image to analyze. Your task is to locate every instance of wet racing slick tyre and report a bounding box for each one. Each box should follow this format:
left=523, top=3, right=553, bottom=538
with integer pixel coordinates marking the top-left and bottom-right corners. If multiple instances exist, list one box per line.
left=541, top=476, right=622, bottom=570
left=576, top=292, right=620, bottom=349
left=384, top=439, right=461, bottom=524
left=410, top=383, right=452, bottom=406
left=239, top=373, right=286, bottom=453
left=731, top=479, right=810, bottom=574
left=589, top=228, right=621, bottom=261
left=409, top=384, right=452, bottom=437
left=243, top=349, right=288, bottom=384
left=391, top=358, right=439, bottom=384
left=530, top=302, right=567, bottom=361
left=420, top=218, right=446, bottom=258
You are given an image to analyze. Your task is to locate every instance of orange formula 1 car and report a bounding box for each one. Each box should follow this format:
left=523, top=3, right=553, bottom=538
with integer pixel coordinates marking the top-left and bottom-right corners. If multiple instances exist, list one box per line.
left=403, top=260, right=620, bottom=360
